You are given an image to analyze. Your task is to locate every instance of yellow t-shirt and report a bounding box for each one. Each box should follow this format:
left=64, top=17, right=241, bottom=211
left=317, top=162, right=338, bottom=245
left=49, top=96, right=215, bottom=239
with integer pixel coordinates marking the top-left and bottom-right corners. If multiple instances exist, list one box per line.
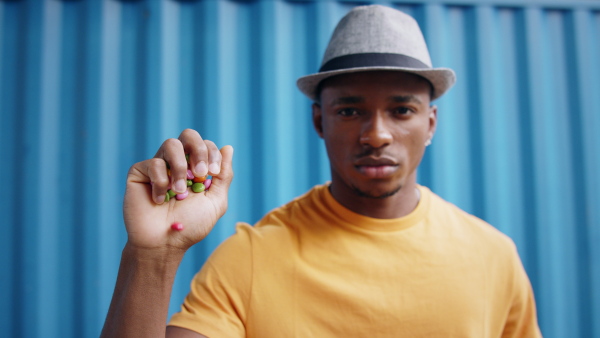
left=169, top=184, right=541, bottom=337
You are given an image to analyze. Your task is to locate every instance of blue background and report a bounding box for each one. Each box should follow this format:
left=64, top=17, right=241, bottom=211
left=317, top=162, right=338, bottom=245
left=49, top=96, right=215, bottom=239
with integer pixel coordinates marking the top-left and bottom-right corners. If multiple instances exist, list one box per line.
left=1, top=0, right=599, bottom=337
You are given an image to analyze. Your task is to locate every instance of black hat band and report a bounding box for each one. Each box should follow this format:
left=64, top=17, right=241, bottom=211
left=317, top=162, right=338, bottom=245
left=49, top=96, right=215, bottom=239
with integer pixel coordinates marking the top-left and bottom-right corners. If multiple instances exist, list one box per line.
left=319, top=53, right=431, bottom=73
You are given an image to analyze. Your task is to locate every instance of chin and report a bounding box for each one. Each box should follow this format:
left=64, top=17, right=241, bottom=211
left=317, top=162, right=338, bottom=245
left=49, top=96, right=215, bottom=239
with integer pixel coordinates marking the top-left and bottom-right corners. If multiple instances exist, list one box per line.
left=351, top=183, right=402, bottom=199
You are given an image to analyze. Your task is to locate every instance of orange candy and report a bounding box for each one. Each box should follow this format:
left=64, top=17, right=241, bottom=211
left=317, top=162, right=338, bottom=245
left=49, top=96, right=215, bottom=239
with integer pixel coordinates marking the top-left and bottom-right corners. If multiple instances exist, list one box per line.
left=193, top=175, right=207, bottom=183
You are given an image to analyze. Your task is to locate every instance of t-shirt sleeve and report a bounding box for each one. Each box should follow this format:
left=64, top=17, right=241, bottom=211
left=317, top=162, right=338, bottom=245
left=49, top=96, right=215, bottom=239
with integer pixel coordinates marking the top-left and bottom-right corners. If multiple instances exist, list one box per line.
left=168, top=223, right=254, bottom=337
left=502, top=244, right=543, bottom=337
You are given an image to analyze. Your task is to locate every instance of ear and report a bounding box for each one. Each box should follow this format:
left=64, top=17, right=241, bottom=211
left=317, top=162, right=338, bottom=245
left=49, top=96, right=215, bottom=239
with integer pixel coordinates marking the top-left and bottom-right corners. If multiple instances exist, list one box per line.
left=428, top=105, right=438, bottom=141
left=312, top=103, right=324, bottom=138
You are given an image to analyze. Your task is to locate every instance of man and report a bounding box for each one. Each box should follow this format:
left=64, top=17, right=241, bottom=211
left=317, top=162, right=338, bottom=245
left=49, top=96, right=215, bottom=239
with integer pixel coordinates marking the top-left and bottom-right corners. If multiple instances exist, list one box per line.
left=102, top=5, right=541, bottom=337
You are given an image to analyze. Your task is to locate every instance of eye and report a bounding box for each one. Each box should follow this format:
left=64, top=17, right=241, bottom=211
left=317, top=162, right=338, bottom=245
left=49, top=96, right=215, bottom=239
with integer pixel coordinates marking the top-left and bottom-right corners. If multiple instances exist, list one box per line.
left=337, top=108, right=360, bottom=117
left=392, top=107, right=413, bottom=116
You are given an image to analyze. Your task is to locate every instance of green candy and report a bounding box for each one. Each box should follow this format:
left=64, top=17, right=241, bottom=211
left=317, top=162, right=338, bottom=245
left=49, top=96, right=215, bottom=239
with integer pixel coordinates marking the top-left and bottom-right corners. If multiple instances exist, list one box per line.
left=192, top=182, right=205, bottom=193
left=164, top=194, right=170, bottom=202
left=167, top=189, right=176, bottom=198
left=187, top=179, right=193, bottom=187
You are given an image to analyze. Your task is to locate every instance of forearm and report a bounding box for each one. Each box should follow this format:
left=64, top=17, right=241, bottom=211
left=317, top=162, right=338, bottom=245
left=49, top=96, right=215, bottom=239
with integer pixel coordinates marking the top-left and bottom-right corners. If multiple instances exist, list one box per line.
left=101, top=242, right=186, bottom=338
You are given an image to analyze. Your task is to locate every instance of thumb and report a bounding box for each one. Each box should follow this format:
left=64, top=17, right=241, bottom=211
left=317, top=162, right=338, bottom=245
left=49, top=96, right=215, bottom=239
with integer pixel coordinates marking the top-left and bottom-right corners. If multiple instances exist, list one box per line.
left=210, top=145, right=234, bottom=194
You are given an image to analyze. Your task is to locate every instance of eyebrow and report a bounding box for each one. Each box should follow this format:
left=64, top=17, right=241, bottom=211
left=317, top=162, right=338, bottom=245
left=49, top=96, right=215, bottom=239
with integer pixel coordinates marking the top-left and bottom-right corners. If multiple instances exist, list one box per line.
left=329, top=95, right=423, bottom=106
left=392, top=95, right=422, bottom=104
left=329, top=96, right=364, bottom=106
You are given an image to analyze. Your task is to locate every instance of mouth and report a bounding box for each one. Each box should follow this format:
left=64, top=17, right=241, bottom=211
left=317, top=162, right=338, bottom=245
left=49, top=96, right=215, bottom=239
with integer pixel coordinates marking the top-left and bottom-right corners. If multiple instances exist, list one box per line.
left=354, top=157, right=399, bottom=178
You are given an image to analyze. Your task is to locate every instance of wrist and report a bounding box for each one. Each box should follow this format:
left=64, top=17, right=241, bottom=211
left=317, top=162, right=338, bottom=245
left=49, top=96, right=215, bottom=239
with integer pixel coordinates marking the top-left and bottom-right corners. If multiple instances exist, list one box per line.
left=123, top=241, right=187, bottom=264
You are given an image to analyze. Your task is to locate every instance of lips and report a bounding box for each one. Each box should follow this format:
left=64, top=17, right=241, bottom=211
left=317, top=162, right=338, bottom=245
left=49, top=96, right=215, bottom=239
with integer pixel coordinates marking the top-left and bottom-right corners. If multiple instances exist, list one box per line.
left=354, top=156, right=399, bottom=178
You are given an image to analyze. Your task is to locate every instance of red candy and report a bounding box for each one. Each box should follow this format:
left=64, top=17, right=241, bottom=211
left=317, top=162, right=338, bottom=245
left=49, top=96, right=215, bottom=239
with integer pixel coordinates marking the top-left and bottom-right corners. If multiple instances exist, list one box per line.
left=171, top=222, right=184, bottom=231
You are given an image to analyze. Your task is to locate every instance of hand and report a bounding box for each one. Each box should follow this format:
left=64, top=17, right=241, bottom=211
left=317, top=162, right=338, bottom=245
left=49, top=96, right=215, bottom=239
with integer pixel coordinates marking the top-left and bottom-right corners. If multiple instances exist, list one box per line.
left=122, top=129, right=234, bottom=252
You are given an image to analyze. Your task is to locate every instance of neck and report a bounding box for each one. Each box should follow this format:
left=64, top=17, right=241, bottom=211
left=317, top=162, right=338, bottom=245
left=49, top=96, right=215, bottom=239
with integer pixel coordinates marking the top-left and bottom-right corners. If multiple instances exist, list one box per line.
left=329, top=174, right=420, bottom=219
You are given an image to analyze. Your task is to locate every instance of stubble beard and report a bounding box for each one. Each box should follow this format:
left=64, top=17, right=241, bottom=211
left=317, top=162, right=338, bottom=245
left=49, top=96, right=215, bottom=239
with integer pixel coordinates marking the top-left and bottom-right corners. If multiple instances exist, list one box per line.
left=350, top=182, right=403, bottom=199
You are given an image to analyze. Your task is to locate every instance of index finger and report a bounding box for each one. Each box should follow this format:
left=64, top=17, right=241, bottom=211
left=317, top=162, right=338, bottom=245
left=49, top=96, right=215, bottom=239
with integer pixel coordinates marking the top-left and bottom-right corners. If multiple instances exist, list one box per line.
left=127, top=158, right=171, bottom=204
left=177, top=129, right=219, bottom=177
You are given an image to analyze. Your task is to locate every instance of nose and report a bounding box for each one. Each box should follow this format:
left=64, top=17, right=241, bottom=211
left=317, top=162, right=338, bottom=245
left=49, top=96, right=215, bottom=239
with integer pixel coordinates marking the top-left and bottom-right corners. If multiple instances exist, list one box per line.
left=359, top=113, right=392, bottom=148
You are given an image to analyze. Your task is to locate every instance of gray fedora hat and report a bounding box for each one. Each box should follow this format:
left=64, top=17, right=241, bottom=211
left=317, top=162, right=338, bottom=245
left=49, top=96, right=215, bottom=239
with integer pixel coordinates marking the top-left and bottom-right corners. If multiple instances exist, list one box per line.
left=297, top=5, right=456, bottom=101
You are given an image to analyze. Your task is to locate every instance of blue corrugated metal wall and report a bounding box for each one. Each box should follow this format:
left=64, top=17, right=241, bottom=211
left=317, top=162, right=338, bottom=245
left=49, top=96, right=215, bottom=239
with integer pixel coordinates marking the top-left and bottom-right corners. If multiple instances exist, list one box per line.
left=1, top=0, right=598, bottom=337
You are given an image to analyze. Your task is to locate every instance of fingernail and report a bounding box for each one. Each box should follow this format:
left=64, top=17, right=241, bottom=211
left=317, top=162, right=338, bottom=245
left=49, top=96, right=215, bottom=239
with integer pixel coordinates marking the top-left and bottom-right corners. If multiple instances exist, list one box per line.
left=157, top=195, right=165, bottom=204
left=209, top=162, right=220, bottom=175
left=195, top=161, right=208, bottom=176
left=174, top=179, right=187, bottom=193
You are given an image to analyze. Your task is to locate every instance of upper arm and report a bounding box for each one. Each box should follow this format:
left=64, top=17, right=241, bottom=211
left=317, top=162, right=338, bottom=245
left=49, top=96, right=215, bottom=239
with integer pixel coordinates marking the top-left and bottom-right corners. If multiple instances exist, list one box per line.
left=501, top=245, right=542, bottom=337
left=167, top=224, right=254, bottom=336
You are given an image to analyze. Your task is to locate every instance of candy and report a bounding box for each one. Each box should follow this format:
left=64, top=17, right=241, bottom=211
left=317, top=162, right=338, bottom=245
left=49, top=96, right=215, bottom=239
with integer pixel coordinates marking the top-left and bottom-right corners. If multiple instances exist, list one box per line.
left=193, top=175, right=206, bottom=183
left=192, top=182, right=205, bottom=193
left=171, top=222, right=184, bottom=231
left=176, top=190, right=189, bottom=200
left=155, top=154, right=213, bottom=204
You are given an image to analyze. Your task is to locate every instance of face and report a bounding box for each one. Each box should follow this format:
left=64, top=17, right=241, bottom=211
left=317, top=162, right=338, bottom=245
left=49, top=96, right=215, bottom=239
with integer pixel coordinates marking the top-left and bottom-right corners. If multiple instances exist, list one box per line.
left=313, top=71, right=437, bottom=199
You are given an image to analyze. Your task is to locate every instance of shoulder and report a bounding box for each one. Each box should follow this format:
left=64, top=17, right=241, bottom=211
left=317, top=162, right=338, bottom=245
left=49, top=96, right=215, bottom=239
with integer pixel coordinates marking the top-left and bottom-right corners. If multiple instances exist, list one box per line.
left=210, top=184, right=328, bottom=257
left=422, top=186, right=518, bottom=256
left=234, top=184, right=330, bottom=243
left=421, top=187, right=531, bottom=292
left=255, top=184, right=327, bottom=227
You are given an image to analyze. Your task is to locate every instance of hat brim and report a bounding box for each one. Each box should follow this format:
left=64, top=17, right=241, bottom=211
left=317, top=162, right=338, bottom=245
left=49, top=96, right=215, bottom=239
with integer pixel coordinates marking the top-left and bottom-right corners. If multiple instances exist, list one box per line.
left=297, top=66, right=456, bottom=102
